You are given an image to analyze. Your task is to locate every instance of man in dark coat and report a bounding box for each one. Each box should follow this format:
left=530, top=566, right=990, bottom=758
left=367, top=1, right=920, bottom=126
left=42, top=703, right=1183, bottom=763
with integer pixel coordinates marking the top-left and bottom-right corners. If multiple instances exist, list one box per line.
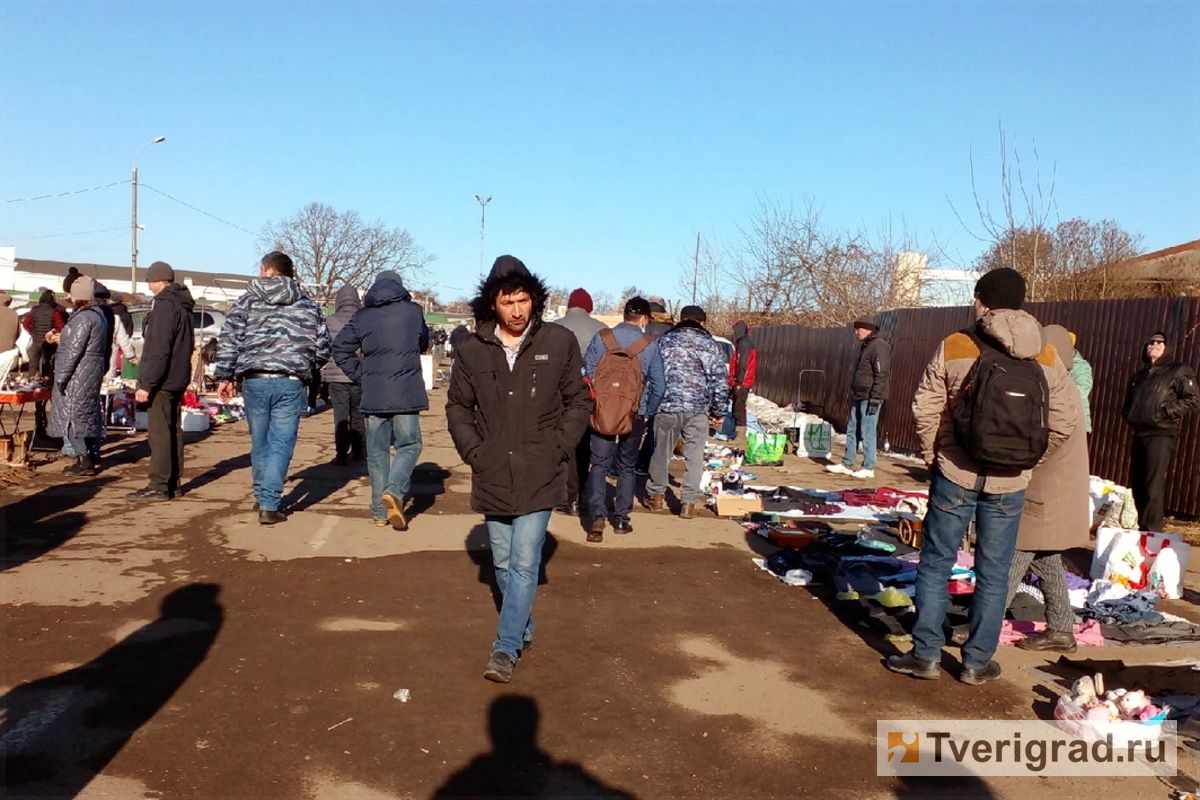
left=446, top=255, right=591, bottom=684
left=23, top=290, right=68, bottom=378
left=333, top=271, right=429, bottom=529
left=827, top=316, right=891, bottom=480
left=128, top=261, right=195, bottom=501
left=322, top=284, right=365, bottom=465
left=1121, top=331, right=1200, bottom=532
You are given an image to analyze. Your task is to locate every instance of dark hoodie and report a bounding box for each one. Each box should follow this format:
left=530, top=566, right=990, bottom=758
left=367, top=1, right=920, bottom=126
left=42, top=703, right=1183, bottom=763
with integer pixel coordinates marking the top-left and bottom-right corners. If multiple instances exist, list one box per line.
left=321, top=285, right=362, bottom=384
left=138, top=282, right=196, bottom=393
left=730, top=320, right=757, bottom=388
left=213, top=276, right=331, bottom=382
left=332, top=275, right=429, bottom=414
left=1121, top=332, right=1200, bottom=435
left=446, top=255, right=592, bottom=516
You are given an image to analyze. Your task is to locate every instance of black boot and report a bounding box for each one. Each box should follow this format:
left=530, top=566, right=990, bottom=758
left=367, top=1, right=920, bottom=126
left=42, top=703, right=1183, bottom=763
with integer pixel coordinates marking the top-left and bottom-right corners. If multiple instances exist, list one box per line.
left=62, top=455, right=98, bottom=477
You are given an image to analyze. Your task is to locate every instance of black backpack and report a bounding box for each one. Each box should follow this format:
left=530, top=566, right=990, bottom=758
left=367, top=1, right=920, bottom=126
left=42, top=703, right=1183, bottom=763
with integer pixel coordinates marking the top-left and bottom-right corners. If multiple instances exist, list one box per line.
left=952, top=328, right=1050, bottom=471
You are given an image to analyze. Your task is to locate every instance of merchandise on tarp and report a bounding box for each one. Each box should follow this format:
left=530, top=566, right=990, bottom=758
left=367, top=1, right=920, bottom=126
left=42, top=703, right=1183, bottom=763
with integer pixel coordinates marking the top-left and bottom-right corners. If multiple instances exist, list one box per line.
left=1090, top=528, right=1191, bottom=600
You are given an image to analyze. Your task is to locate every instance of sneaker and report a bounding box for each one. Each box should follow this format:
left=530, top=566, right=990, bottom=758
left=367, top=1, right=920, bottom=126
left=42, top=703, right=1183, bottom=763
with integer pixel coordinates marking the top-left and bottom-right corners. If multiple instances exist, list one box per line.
left=826, top=463, right=854, bottom=475
left=373, top=519, right=389, bottom=527
left=483, top=650, right=515, bottom=683
left=126, top=486, right=171, bottom=502
left=381, top=492, right=408, bottom=531
left=587, top=518, right=605, bottom=543
left=613, top=520, right=634, bottom=534
left=959, top=661, right=1002, bottom=685
left=646, top=494, right=666, bottom=513
left=1015, top=630, right=1077, bottom=653
left=885, top=652, right=941, bottom=680
left=852, top=468, right=876, bottom=479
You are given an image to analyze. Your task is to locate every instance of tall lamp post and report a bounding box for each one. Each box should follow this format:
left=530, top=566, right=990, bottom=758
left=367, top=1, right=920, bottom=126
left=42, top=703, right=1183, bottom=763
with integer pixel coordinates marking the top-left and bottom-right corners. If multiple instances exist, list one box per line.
left=474, top=194, right=492, bottom=278
left=131, top=136, right=166, bottom=297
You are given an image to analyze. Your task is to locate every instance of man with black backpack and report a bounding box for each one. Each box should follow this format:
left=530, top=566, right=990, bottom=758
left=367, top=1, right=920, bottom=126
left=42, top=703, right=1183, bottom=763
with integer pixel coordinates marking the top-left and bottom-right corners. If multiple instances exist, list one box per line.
left=581, top=297, right=665, bottom=541
left=888, top=268, right=1078, bottom=686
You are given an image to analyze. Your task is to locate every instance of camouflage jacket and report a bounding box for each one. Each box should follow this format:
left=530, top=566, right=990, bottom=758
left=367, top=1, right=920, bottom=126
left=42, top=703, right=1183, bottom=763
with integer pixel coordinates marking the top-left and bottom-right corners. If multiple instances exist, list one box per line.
left=655, top=320, right=731, bottom=417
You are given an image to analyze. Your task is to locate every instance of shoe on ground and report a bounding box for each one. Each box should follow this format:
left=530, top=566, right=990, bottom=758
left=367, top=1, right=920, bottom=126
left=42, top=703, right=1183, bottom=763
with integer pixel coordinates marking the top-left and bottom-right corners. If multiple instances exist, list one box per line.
left=613, top=520, right=634, bottom=534
left=852, top=468, right=875, bottom=479
left=587, top=518, right=605, bottom=543
left=959, top=661, right=1002, bottom=685
left=483, top=650, right=515, bottom=683
left=646, top=494, right=666, bottom=513
left=373, top=519, right=389, bottom=527
left=949, top=624, right=970, bottom=646
left=1016, top=630, right=1077, bottom=653
left=679, top=502, right=695, bottom=520
left=885, top=652, right=941, bottom=680
left=553, top=500, right=579, bottom=516
left=382, top=492, right=408, bottom=531
left=826, top=463, right=854, bottom=475
left=333, top=454, right=348, bottom=466
left=63, top=456, right=98, bottom=477
left=127, top=486, right=171, bottom=502
left=258, top=510, right=287, bottom=525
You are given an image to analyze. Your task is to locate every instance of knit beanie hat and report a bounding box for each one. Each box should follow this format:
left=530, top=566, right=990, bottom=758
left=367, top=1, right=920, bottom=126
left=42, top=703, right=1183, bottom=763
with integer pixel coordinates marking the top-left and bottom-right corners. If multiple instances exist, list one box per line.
left=679, top=305, right=706, bottom=323
left=146, top=261, right=175, bottom=283
left=974, top=268, right=1026, bottom=310
left=69, top=275, right=95, bottom=303
left=376, top=270, right=403, bottom=285
left=568, top=288, right=593, bottom=313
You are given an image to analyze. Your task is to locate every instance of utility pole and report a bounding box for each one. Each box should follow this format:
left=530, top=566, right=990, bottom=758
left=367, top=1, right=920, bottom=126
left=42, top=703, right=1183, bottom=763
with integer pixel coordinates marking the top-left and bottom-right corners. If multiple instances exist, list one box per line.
left=691, top=231, right=700, bottom=304
left=474, top=194, right=492, bottom=278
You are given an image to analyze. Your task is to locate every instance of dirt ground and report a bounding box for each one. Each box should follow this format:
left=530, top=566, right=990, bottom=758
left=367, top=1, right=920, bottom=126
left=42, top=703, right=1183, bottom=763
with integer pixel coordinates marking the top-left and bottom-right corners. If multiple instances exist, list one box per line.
left=2, top=378, right=1199, bottom=800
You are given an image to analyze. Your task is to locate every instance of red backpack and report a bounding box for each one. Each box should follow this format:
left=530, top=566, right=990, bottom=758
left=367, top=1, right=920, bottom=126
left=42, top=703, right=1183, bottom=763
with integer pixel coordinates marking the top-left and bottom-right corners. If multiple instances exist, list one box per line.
left=589, top=329, right=651, bottom=437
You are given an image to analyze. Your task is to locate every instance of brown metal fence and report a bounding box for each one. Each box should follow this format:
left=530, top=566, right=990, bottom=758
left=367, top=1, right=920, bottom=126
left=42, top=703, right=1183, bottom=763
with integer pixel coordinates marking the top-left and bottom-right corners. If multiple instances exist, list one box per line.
left=754, top=297, right=1200, bottom=519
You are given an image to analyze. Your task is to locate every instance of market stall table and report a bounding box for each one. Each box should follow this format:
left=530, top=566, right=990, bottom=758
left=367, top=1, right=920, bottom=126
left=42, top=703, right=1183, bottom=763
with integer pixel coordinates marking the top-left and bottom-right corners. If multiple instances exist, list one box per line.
left=0, top=387, right=52, bottom=437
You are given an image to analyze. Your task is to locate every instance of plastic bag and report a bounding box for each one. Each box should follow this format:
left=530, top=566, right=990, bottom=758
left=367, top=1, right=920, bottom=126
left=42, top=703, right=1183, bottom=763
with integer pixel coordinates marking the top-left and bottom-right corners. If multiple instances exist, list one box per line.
left=745, top=432, right=787, bottom=465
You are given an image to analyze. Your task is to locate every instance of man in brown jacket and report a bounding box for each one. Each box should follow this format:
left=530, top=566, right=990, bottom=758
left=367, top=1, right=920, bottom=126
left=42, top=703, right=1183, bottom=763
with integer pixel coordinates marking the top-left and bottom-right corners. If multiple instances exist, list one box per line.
left=887, top=268, right=1078, bottom=685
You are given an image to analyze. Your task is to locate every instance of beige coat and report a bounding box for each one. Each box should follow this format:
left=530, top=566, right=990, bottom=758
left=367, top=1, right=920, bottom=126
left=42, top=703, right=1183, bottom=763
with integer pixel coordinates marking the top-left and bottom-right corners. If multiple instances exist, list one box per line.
left=1016, top=325, right=1091, bottom=551
left=912, top=308, right=1080, bottom=495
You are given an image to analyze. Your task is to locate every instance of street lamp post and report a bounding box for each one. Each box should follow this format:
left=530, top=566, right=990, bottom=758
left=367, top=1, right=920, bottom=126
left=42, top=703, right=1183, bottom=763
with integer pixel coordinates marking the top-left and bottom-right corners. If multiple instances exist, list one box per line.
left=474, top=194, right=492, bottom=278
left=131, top=136, right=166, bottom=297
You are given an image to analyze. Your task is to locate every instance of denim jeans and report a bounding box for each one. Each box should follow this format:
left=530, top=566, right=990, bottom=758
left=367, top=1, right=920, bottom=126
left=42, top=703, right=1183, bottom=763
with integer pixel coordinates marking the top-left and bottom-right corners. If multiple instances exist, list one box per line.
left=912, top=470, right=1025, bottom=671
left=585, top=416, right=647, bottom=524
left=63, top=436, right=98, bottom=461
left=842, top=399, right=879, bottom=470
left=365, top=413, right=423, bottom=520
left=241, top=377, right=306, bottom=512
left=648, top=412, right=709, bottom=504
left=486, top=510, right=551, bottom=658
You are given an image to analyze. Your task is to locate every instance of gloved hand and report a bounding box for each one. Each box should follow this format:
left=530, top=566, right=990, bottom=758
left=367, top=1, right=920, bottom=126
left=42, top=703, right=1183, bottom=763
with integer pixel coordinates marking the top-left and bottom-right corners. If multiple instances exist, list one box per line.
left=866, top=399, right=882, bottom=416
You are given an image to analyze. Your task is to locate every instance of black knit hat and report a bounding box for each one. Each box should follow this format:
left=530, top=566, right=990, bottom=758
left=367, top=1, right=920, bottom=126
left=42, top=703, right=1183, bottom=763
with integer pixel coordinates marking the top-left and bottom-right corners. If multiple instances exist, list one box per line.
left=974, top=268, right=1026, bottom=310
left=679, top=305, right=706, bottom=323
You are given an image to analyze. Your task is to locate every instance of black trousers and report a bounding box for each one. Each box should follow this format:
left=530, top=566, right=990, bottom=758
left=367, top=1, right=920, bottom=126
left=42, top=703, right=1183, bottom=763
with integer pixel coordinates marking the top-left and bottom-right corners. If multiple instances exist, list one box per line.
left=1131, top=434, right=1177, bottom=532
left=328, top=382, right=364, bottom=459
left=147, top=389, right=185, bottom=494
left=564, top=427, right=591, bottom=503
left=732, top=386, right=751, bottom=427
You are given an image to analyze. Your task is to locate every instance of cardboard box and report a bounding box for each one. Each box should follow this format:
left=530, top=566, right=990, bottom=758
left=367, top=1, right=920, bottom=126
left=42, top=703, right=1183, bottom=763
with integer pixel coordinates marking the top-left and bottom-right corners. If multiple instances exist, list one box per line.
left=716, top=493, right=763, bottom=518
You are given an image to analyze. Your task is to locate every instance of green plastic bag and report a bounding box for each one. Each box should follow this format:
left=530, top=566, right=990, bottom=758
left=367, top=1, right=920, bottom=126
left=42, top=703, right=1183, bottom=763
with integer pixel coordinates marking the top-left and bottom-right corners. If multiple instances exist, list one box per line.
left=745, top=432, right=787, bottom=465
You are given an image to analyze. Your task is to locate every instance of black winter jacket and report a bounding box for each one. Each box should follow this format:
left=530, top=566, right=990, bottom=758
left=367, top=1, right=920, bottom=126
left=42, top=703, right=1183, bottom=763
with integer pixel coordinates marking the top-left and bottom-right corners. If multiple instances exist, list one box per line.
left=1122, top=352, right=1200, bottom=436
left=138, top=283, right=195, bottom=394
left=446, top=319, right=592, bottom=516
left=332, top=278, right=429, bottom=414
left=850, top=331, right=891, bottom=403
left=322, top=285, right=362, bottom=385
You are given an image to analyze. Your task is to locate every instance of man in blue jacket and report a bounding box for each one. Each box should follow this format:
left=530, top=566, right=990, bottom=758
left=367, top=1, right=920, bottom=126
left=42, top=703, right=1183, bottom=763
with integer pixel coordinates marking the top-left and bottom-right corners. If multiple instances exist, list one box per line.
left=333, top=270, right=429, bottom=530
left=582, top=296, right=665, bottom=541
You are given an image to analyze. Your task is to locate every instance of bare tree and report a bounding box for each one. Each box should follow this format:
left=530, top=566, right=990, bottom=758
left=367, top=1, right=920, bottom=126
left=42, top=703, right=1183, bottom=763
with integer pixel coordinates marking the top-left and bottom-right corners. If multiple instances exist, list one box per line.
left=260, top=202, right=433, bottom=303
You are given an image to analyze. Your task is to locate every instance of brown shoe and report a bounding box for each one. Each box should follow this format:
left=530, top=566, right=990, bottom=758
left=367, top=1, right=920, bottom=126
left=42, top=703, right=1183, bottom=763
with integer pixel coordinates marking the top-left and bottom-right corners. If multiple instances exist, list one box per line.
left=679, top=502, right=695, bottom=519
left=382, top=492, right=408, bottom=531
left=587, top=518, right=605, bottom=543
left=646, top=494, right=666, bottom=513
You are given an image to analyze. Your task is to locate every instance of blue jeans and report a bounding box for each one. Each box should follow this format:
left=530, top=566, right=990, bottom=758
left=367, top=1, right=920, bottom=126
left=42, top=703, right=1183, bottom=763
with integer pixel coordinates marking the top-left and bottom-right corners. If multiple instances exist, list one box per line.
left=585, top=416, right=647, bottom=524
left=241, top=377, right=306, bottom=512
left=486, top=510, right=551, bottom=658
left=912, top=471, right=1025, bottom=670
left=365, top=413, right=423, bottom=520
left=648, top=412, right=709, bottom=504
left=842, top=399, right=879, bottom=470
left=63, top=436, right=99, bottom=462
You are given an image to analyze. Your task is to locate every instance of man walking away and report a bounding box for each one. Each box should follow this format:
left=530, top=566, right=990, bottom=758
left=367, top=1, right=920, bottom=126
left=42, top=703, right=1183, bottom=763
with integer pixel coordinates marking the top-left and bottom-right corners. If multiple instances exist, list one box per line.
left=889, top=268, right=1077, bottom=685
left=333, top=270, right=429, bottom=530
left=828, top=316, right=890, bottom=479
left=447, top=256, right=591, bottom=684
left=214, top=251, right=331, bottom=525
left=322, top=284, right=365, bottom=465
left=645, top=305, right=730, bottom=520
left=582, top=297, right=665, bottom=541
left=552, top=288, right=606, bottom=516
left=128, top=261, right=195, bottom=501
left=1121, top=331, right=1199, bottom=532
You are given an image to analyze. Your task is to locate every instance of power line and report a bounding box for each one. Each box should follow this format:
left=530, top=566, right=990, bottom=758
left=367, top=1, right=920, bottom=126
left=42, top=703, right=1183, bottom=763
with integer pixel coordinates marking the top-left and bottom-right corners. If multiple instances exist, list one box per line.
left=3, top=180, right=129, bottom=203
left=140, top=183, right=259, bottom=237
left=20, top=226, right=126, bottom=239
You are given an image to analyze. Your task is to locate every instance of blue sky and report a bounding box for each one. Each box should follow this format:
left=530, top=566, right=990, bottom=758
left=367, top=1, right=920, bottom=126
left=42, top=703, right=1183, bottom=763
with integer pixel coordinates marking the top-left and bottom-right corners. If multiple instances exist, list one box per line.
left=2, top=0, right=1197, bottom=305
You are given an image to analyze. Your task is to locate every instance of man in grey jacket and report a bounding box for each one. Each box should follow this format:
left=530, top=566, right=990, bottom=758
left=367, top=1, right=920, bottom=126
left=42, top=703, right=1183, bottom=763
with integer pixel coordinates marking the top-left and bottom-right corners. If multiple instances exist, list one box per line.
left=551, top=288, right=606, bottom=516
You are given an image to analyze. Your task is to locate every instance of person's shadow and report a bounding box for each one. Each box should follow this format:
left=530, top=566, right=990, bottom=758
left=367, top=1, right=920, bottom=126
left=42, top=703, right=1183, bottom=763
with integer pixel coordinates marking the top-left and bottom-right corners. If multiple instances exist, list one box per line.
left=0, top=583, right=224, bottom=798
left=431, top=695, right=637, bottom=798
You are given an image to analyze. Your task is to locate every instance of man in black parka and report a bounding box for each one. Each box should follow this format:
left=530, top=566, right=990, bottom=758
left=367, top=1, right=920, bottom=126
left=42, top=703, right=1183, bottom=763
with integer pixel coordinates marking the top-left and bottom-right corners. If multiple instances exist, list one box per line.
left=446, top=255, right=592, bottom=684
left=1121, top=331, right=1199, bottom=531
